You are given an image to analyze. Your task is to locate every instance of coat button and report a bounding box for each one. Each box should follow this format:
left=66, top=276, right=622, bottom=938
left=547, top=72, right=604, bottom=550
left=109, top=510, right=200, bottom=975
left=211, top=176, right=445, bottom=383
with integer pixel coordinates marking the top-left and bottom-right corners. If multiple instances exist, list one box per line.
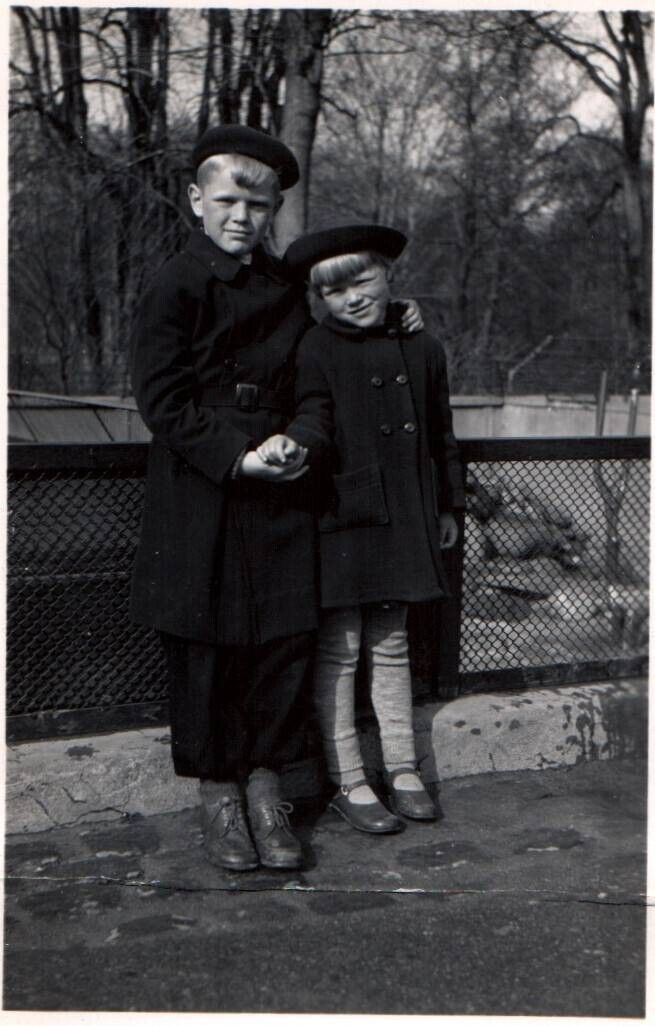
left=403, top=422, right=416, bottom=433
left=224, top=358, right=236, bottom=369
left=371, top=376, right=383, bottom=388
left=387, top=327, right=399, bottom=338
left=380, top=424, right=393, bottom=436
left=396, top=374, right=408, bottom=385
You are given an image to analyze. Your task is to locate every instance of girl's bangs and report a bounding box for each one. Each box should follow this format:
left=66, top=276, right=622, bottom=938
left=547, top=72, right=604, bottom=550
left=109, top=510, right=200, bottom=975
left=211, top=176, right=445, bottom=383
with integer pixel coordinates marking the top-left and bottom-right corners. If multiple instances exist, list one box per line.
left=310, top=251, right=375, bottom=290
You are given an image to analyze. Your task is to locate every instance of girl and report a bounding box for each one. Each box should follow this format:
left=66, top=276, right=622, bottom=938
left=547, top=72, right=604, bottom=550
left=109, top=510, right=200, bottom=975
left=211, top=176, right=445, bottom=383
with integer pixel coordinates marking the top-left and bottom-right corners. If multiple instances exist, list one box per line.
left=258, top=224, right=464, bottom=834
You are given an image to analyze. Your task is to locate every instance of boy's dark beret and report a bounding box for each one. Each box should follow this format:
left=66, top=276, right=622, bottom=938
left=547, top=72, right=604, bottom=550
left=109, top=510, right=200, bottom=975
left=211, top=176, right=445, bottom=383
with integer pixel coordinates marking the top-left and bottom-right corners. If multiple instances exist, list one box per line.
left=192, top=125, right=299, bottom=190
left=284, top=224, right=407, bottom=279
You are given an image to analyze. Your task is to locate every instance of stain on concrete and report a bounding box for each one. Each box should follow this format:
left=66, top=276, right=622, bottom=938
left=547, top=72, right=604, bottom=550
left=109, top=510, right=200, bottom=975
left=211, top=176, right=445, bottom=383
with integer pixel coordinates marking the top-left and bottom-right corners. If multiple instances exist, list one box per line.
left=110, top=914, right=198, bottom=938
left=398, top=840, right=486, bottom=869
left=574, top=704, right=601, bottom=761
left=72, top=884, right=123, bottom=911
left=66, top=856, right=145, bottom=879
left=84, top=823, right=161, bottom=856
left=598, top=690, right=647, bottom=761
left=5, top=843, right=62, bottom=875
left=493, top=923, right=519, bottom=937
left=238, top=898, right=300, bottom=921
left=537, top=754, right=565, bottom=770
left=17, top=889, right=89, bottom=921
left=512, top=828, right=584, bottom=854
left=454, top=720, right=467, bottom=728
left=66, top=745, right=96, bottom=761
left=470, top=728, right=482, bottom=736
left=509, top=720, right=521, bottom=730
left=308, top=892, right=396, bottom=914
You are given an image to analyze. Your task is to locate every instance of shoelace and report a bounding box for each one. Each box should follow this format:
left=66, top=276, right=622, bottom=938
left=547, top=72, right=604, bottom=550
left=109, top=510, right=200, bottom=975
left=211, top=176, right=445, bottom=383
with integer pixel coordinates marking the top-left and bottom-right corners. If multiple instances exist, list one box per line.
left=256, top=800, right=294, bottom=837
left=208, top=797, right=249, bottom=838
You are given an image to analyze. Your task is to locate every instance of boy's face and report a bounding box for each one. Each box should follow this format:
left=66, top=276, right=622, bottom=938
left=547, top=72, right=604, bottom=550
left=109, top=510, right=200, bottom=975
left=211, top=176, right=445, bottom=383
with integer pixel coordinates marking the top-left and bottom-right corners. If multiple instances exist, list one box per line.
left=188, top=162, right=279, bottom=258
left=320, top=263, right=391, bottom=329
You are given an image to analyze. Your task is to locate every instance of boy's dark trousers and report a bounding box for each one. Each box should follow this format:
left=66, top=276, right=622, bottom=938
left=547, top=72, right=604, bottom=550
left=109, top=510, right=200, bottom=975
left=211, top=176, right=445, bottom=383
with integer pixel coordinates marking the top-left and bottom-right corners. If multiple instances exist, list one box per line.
left=159, top=630, right=315, bottom=783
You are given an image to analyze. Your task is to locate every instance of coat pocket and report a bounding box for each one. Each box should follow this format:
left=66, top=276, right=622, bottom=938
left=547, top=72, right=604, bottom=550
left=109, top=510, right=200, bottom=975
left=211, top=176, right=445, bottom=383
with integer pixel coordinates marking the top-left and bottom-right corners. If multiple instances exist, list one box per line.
left=319, top=463, right=389, bottom=533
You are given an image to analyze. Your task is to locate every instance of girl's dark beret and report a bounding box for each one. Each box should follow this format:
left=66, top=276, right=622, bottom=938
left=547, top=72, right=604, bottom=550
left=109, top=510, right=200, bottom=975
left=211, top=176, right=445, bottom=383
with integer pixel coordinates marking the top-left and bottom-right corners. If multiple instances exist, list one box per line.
left=192, top=125, right=299, bottom=190
left=284, top=224, right=407, bottom=279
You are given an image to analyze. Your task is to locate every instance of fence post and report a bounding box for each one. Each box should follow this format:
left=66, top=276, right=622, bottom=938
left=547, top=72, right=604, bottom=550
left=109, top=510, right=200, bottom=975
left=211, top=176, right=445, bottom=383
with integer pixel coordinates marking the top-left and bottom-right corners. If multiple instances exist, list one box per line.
left=435, top=500, right=466, bottom=699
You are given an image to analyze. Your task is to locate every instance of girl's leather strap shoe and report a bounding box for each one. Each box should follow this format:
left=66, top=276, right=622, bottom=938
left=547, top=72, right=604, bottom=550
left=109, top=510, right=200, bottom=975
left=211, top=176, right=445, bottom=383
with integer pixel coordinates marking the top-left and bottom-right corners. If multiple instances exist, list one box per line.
left=386, top=767, right=439, bottom=821
left=329, top=780, right=404, bottom=834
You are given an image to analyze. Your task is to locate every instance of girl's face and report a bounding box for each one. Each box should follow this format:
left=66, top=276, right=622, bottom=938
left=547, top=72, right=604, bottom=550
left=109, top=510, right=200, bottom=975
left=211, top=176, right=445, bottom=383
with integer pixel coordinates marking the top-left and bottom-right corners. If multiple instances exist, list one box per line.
left=320, top=263, right=391, bottom=329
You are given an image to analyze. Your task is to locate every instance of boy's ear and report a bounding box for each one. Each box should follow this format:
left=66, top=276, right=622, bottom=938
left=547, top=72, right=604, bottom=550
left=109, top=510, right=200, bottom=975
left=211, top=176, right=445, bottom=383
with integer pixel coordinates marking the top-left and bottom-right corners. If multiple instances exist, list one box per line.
left=188, top=181, right=202, bottom=217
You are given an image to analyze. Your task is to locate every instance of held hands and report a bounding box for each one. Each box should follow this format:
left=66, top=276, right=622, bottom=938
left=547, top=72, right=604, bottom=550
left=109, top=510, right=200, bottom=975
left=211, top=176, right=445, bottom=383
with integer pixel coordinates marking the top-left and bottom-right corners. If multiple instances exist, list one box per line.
left=239, top=435, right=308, bottom=482
left=439, top=512, right=458, bottom=549
left=399, top=299, right=424, bottom=333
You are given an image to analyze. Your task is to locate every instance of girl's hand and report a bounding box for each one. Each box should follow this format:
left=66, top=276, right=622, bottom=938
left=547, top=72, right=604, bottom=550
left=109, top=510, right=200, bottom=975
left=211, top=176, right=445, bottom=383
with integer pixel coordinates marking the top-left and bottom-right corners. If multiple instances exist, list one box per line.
left=256, top=434, right=305, bottom=467
left=439, top=512, right=458, bottom=549
left=239, top=449, right=308, bottom=482
left=399, top=299, right=424, bottom=333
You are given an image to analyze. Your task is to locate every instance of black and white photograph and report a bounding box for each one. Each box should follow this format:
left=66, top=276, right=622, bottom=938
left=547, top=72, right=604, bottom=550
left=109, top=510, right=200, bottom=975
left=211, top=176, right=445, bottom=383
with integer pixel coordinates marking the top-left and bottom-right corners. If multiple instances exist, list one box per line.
left=4, top=2, right=651, bottom=1017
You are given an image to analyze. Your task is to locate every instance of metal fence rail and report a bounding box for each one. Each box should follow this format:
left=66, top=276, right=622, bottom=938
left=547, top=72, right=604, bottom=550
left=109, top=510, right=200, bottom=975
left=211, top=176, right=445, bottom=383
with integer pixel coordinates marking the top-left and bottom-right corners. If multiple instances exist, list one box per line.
left=7, top=438, right=649, bottom=740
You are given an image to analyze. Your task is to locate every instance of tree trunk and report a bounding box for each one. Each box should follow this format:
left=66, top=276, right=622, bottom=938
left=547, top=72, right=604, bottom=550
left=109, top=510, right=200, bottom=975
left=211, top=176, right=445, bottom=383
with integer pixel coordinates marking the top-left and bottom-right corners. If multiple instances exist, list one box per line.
left=197, top=11, right=217, bottom=137
left=275, top=9, right=332, bottom=250
left=621, top=155, right=649, bottom=361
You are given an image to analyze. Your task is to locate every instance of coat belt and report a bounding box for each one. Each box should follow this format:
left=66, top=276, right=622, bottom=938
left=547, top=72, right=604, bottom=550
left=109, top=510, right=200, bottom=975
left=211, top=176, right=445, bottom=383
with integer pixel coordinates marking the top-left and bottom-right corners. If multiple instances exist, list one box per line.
left=198, top=383, right=291, bottom=413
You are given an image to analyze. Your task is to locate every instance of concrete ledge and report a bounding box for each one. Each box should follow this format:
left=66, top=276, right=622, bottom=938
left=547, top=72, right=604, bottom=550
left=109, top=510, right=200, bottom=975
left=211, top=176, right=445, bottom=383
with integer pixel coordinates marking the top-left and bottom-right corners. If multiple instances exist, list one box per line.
left=414, top=678, right=647, bottom=780
left=6, top=678, right=647, bottom=834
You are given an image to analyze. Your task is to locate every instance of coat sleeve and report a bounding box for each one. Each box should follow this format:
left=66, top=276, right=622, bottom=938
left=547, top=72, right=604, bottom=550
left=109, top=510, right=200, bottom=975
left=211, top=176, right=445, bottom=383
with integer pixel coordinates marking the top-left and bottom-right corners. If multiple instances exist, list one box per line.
left=428, top=337, right=465, bottom=511
left=130, top=262, right=252, bottom=486
left=286, top=334, right=335, bottom=467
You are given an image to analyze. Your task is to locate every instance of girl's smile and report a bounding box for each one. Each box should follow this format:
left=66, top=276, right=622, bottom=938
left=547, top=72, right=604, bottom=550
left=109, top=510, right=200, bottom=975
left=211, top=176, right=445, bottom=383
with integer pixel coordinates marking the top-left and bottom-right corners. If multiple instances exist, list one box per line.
left=321, top=265, right=392, bottom=328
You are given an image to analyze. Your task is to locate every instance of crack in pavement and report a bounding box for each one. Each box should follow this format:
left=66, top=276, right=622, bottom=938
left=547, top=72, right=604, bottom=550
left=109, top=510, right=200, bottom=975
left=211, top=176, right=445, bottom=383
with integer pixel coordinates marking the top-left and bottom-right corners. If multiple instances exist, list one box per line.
left=5, top=873, right=648, bottom=906
left=20, top=798, right=130, bottom=830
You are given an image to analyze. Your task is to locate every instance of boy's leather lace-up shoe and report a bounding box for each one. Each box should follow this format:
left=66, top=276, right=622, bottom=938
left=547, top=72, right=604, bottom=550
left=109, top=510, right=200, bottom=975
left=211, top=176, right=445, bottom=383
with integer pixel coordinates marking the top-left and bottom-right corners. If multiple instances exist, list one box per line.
left=329, top=780, right=403, bottom=834
left=386, top=767, right=439, bottom=821
left=246, top=769, right=303, bottom=870
left=199, top=781, right=259, bottom=872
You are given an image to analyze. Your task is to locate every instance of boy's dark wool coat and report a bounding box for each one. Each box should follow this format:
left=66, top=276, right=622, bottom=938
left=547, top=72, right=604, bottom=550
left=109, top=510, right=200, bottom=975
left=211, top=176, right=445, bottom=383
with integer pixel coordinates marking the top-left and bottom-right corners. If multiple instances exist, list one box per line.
left=130, top=229, right=320, bottom=645
left=287, top=313, right=465, bottom=609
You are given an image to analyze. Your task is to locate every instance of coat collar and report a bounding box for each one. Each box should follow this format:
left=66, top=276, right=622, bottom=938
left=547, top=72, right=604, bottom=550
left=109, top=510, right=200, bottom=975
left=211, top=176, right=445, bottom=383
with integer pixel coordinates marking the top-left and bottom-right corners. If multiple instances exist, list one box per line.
left=184, top=228, right=288, bottom=284
left=322, top=302, right=406, bottom=341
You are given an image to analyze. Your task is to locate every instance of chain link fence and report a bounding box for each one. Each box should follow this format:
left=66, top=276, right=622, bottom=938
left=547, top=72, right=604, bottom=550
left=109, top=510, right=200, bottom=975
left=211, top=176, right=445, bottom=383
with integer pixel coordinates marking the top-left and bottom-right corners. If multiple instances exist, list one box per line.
left=461, top=445, right=649, bottom=686
left=7, top=439, right=649, bottom=738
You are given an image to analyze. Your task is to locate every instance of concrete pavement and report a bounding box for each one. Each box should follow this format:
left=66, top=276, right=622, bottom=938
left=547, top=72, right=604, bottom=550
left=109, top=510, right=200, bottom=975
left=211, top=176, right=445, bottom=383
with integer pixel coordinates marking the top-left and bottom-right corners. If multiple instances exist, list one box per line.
left=4, top=758, right=646, bottom=1016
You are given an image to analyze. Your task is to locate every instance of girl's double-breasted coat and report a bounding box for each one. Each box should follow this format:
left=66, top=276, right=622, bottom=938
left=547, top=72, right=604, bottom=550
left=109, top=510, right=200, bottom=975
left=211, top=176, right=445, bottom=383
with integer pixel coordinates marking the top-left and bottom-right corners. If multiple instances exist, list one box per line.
left=130, top=229, right=319, bottom=646
left=287, top=311, right=465, bottom=609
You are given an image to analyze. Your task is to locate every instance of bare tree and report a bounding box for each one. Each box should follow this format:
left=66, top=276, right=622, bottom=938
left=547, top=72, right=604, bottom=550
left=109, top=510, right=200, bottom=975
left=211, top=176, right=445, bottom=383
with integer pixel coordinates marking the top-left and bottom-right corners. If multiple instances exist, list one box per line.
left=9, top=8, right=650, bottom=397
left=525, top=11, right=653, bottom=361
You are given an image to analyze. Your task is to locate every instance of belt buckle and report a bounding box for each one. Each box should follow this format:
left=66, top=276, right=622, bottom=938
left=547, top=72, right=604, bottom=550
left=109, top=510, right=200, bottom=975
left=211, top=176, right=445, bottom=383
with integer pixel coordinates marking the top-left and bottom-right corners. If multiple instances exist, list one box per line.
left=235, top=383, right=259, bottom=412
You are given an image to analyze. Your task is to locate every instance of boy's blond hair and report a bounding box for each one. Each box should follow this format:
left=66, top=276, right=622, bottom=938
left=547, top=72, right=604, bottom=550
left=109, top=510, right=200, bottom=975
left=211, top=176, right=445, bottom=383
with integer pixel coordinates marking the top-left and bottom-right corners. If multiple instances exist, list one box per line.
left=310, top=250, right=391, bottom=292
left=197, top=153, right=281, bottom=203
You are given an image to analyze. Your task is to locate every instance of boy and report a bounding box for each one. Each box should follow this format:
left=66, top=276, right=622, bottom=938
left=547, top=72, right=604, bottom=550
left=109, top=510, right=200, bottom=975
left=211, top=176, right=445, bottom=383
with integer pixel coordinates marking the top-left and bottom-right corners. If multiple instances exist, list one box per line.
left=130, top=126, right=316, bottom=872
left=259, top=224, right=464, bottom=832
left=131, top=131, right=423, bottom=871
